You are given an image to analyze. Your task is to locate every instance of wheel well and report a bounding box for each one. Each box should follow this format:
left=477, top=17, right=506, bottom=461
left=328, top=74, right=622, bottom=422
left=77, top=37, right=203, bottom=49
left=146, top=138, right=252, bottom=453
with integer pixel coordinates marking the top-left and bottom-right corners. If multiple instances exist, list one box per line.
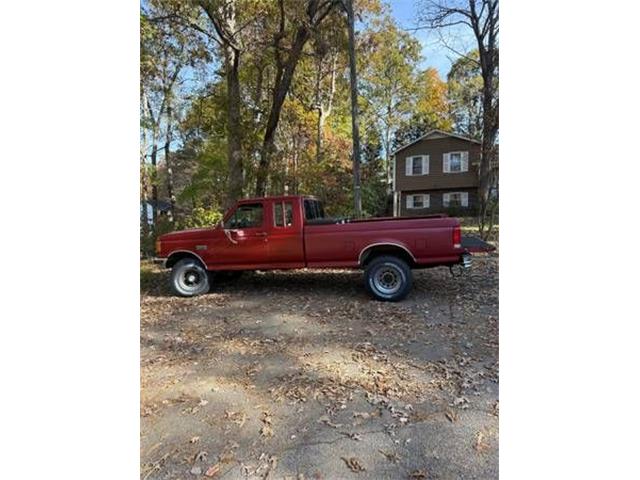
left=165, top=251, right=205, bottom=269
left=359, top=244, right=415, bottom=268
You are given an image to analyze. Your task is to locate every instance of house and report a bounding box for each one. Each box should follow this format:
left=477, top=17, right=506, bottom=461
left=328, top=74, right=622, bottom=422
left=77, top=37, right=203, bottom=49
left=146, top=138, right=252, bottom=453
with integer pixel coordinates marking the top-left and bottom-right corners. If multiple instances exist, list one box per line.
left=391, top=129, right=482, bottom=217
left=141, top=199, right=172, bottom=224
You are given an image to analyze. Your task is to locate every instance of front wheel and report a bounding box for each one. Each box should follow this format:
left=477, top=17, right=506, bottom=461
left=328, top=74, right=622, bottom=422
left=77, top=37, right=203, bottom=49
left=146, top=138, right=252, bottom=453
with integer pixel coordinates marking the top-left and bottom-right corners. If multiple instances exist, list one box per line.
left=364, top=255, right=413, bottom=302
left=170, top=258, right=210, bottom=297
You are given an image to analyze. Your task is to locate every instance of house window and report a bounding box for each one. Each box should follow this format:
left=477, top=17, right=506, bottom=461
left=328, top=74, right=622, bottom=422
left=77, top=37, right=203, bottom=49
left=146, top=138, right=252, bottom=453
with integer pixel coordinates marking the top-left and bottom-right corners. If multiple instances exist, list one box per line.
left=449, top=153, right=462, bottom=172
left=443, top=152, right=469, bottom=173
left=406, top=194, right=430, bottom=209
left=412, top=157, right=422, bottom=175
left=406, top=155, right=429, bottom=176
left=443, top=192, right=469, bottom=208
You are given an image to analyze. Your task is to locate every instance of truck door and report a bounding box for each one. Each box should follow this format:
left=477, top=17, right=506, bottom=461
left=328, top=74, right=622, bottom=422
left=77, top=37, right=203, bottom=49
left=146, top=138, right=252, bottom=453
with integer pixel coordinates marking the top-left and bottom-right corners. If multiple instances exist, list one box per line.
left=213, top=201, right=269, bottom=267
left=267, top=199, right=305, bottom=268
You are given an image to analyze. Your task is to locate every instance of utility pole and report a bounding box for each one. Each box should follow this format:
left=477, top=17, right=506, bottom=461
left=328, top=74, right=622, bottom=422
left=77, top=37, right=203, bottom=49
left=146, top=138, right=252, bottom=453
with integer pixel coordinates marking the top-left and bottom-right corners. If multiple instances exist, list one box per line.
left=343, top=0, right=362, bottom=218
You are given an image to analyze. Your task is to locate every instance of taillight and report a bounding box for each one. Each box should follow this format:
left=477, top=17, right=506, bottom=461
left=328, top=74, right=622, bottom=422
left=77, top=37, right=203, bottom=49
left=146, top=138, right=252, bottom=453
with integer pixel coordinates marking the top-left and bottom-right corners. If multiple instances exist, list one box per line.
left=155, top=239, right=161, bottom=256
left=452, top=225, right=461, bottom=249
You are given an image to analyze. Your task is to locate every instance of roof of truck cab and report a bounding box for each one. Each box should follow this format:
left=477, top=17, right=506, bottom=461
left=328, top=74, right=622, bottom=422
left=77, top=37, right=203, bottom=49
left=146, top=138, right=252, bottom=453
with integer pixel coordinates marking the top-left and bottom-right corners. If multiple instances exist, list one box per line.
left=237, top=195, right=318, bottom=203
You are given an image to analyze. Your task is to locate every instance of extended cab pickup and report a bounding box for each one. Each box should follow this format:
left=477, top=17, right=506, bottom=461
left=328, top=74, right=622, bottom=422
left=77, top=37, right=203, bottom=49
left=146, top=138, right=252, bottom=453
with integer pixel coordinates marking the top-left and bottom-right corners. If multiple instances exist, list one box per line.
left=156, top=195, right=482, bottom=301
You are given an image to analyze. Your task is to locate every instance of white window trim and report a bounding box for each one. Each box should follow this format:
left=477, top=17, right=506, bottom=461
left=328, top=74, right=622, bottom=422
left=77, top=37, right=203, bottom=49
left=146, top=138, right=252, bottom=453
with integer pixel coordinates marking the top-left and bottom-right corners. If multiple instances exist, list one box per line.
left=443, top=151, right=469, bottom=173
left=406, top=193, right=430, bottom=209
left=405, top=155, right=429, bottom=176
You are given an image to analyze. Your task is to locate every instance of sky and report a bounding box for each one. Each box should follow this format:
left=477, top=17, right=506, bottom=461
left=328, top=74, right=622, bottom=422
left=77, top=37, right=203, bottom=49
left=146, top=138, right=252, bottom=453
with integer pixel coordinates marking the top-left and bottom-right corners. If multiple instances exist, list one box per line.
left=385, top=0, right=476, bottom=79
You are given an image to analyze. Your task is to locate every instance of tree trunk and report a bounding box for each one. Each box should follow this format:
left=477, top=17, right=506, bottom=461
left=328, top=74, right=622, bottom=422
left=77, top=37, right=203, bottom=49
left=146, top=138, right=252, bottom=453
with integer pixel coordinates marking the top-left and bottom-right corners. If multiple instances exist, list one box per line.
left=140, top=100, right=149, bottom=240
left=150, top=141, right=159, bottom=228
left=164, top=102, right=176, bottom=223
left=225, top=45, right=244, bottom=210
left=315, top=59, right=324, bottom=163
left=478, top=82, right=497, bottom=235
left=384, top=121, right=392, bottom=193
left=476, top=52, right=498, bottom=236
left=315, top=53, right=337, bottom=164
left=255, top=27, right=309, bottom=197
left=140, top=171, right=149, bottom=238
left=345, top=0, right=362, bottom=217
left=196, top=0, right=244, bottom=209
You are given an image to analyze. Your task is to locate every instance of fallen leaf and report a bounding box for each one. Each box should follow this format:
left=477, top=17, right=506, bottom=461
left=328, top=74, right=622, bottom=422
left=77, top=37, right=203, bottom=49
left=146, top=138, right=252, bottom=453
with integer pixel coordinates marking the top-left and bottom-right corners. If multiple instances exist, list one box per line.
left=205, top=463, right=221, bottom=477
left=341, top=457, right=365, bottom=472
left=318, top=415, right=343, bottom=428
left=409, top=469, right=427, bottom=479
left=190, top=436, right=200, bottom=444
left=194, top=451, right=208, bottom=462
left=353, top=412, right=370, bottom=420
left=475, top=431, right=488, bottom=452
left=378, top=449, right=401, bottom=463
left=219, top=451, right=235, bottom=464
left=445, top=409, right=457, bottom=423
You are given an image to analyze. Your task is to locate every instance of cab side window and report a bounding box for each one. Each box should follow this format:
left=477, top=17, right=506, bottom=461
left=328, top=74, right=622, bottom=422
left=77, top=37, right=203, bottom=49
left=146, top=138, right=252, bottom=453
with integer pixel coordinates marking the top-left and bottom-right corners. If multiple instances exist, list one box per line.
left=274, top=201, right=294, bottom=227
left=227, top=203, right=264, bottom=229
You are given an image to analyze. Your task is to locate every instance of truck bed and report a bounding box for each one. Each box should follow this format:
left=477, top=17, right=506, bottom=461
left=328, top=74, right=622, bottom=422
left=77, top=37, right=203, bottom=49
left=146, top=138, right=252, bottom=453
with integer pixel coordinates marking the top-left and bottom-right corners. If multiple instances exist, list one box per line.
left=303, top=215, right=462, bottom=268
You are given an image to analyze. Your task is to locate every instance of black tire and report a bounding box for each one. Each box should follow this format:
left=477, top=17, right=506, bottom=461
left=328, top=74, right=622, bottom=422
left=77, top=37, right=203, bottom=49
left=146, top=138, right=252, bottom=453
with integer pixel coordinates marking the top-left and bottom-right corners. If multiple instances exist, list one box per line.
left=364, top=255, right=413, bottom=302
left=170, top=258, right=210, bottom=297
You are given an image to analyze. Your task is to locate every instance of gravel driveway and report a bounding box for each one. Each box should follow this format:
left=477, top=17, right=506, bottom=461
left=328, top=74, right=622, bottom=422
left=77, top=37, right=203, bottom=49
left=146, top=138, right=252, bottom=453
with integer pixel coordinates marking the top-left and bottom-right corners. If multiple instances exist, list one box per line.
left=141, top=253, right=498, bottom=479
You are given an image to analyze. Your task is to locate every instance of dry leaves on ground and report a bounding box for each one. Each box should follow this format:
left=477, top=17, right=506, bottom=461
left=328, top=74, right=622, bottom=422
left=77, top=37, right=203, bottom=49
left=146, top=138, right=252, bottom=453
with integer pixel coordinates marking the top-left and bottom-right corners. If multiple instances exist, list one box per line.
left=379, top=449, right=401, bottom=463
left=204, top=463, right=221, bottom=477
left=342, top=456, right=366, bottom=472
left=260, top=411, right=274, bottom=438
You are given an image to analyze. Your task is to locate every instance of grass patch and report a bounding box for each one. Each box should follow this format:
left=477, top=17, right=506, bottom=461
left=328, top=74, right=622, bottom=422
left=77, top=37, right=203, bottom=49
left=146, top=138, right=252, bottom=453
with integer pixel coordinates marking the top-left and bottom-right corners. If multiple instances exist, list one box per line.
left=140, top=260, right=169, bottom=295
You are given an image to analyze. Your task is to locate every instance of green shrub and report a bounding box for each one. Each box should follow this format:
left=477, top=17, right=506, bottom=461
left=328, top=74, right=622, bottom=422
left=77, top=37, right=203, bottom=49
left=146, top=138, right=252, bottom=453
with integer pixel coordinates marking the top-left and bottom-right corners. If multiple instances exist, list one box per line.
left=179, top=207, right=223, bottom=229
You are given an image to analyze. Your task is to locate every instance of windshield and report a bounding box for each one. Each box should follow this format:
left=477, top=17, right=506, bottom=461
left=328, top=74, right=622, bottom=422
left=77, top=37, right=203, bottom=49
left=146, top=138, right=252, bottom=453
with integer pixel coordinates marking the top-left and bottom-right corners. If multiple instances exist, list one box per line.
left=303, top=199, right=325, bottom=221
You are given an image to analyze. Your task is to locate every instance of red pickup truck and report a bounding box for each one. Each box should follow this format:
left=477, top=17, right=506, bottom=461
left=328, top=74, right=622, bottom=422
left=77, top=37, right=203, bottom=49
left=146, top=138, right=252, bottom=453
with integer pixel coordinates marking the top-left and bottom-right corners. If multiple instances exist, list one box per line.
left=156, top=195, right=479, bottom=301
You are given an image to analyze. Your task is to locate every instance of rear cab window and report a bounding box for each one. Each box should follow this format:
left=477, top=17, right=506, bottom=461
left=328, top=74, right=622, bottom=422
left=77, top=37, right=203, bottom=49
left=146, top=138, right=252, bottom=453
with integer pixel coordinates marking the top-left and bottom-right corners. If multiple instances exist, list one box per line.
left=273, top=201, right=294, bottom=228
left=303, top=199, right=325, bottom=222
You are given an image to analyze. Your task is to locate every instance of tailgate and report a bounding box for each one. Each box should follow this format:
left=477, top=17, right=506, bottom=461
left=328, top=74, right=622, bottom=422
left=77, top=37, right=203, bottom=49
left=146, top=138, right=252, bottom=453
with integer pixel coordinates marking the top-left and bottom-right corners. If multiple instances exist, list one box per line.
left=461, top=235, right=496, bottom=253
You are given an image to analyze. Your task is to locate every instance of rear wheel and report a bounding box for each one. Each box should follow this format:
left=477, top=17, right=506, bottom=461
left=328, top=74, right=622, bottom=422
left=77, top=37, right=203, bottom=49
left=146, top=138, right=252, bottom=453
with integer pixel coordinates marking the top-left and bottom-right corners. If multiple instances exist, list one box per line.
left=170, top=258, right=210, bottom=297
left=364, top=255, right=413, bottom=302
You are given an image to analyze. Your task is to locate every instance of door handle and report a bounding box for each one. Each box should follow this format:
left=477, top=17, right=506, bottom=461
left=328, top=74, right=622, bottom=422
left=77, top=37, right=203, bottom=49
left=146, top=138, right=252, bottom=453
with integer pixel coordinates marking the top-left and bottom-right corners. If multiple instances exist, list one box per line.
left=256, top=232, right=268, bottom=237
left=223, top=229, right=239, bottom=244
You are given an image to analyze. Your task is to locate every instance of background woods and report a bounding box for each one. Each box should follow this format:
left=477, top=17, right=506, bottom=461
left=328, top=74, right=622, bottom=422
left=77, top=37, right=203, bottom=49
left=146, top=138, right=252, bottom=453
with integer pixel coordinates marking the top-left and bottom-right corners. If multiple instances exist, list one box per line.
left=140, top=0, right=499, bottom=252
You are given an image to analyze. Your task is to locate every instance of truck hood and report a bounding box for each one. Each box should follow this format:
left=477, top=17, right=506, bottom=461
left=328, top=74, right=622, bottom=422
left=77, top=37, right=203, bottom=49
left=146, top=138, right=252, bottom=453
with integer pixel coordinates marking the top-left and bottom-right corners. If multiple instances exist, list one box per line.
left=159, top=227, right=215, bottom=241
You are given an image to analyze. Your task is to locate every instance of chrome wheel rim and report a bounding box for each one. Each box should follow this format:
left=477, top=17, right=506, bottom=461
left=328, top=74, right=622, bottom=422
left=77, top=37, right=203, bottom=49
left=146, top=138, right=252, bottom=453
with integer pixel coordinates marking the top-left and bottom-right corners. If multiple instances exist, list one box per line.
left=177, top=266, right=204, bottom=292
left=372, top=264, right=403, bottom=295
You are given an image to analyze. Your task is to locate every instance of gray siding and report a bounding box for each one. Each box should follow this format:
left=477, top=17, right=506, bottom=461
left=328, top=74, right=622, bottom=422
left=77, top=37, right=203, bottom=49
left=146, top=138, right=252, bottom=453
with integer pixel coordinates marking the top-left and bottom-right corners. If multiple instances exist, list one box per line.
left=394, top=135, right=481, bottom=192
